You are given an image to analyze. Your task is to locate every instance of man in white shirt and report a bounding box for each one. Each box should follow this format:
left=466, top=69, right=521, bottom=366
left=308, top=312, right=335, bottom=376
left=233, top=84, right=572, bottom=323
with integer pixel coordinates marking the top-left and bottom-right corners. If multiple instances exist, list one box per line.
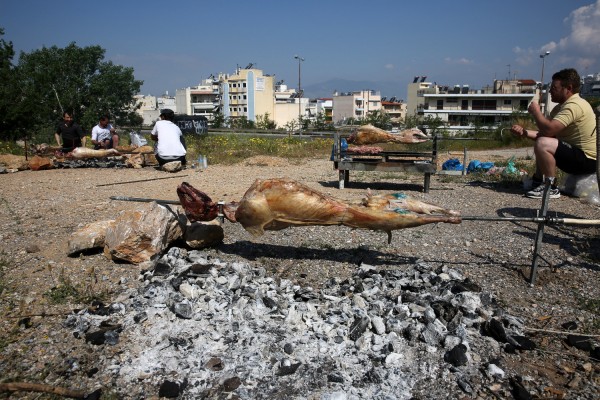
left=91, top=115, right=119, bottom=149
left=151, top=109, right=187, bottom=166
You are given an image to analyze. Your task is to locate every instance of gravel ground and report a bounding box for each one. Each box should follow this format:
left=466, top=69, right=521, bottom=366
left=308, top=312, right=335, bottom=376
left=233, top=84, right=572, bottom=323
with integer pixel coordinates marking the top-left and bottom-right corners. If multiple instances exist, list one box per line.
left=0, top=152, right=599, bottom=399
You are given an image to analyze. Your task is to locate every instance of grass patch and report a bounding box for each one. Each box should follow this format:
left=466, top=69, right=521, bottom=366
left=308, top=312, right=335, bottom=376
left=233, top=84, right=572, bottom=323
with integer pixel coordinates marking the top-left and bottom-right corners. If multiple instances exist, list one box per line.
left=44, top=265, right=108, bottom=305
left=182, top=134, right=333, bottom=165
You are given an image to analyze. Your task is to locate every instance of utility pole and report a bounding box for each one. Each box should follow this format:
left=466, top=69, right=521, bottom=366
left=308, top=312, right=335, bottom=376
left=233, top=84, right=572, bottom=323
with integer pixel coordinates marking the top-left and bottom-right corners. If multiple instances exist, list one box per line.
left=294, top=55, right=304, bottom=133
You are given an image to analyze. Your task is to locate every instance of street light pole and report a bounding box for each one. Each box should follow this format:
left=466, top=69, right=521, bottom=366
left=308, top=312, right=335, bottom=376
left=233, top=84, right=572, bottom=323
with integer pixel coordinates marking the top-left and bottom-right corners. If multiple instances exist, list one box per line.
left=294, top=55, right=304, bottom=132
left=539, top=51, right=550, bottom=116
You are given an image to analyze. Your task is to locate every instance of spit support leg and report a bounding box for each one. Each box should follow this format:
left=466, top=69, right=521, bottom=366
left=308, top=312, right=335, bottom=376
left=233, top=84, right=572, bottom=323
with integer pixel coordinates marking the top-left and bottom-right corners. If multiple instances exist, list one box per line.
left=529, top=177, right=554, bottom=286
left=218, top=201, right=225, bottom=224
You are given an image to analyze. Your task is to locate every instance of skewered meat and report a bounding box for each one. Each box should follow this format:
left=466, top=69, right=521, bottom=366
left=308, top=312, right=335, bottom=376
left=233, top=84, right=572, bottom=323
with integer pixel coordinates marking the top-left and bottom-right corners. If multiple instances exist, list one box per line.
left=348, top=124, right=429, bottom=145
left=347, top=145, right=384, bottom=154
left=177, top=178, right=461, bottom=243
left=70, top=147, right=121, bottom=159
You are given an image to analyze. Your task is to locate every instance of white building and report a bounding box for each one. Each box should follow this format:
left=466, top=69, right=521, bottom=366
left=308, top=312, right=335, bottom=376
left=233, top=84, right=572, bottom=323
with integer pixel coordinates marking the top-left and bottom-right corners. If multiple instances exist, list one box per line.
left=407, top=76, right=539, bottom=134
left=332, top=90, right=382, bottom=124
left=175, top=76, right=222, bottom=121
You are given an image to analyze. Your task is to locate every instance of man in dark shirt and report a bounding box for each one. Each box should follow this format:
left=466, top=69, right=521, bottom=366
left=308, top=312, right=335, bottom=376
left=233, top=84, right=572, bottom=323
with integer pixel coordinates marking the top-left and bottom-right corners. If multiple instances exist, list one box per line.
left=55, top=111, right=86, bottom=152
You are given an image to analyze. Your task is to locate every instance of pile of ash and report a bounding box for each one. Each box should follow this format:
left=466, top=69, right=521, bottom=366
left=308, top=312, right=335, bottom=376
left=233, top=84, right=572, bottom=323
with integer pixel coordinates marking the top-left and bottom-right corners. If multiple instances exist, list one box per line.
left=64, top=247, right=539, bottom=399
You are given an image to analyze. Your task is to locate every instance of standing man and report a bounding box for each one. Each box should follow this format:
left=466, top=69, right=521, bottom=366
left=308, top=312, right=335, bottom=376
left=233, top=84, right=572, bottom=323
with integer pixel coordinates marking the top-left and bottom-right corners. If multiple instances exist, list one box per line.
left=511, top=68, right=597, bottom=199
left=151, top=109, right=187, bottom=166
left=55, top=111, right=86, bottom=152
left=91, top=115, right=119, bottom=149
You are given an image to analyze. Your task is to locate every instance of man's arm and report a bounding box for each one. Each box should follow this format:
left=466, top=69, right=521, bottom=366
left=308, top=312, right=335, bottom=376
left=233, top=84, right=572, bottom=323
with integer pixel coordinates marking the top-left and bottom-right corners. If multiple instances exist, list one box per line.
left=54, top=132, right=62, bottom=146
left=528, top=101, right=565, bottom=137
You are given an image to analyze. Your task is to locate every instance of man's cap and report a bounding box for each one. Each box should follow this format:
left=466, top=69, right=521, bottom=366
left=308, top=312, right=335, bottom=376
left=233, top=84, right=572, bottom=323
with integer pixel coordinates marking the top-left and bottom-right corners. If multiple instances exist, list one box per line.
left=160, top=109, right=175, bottom=117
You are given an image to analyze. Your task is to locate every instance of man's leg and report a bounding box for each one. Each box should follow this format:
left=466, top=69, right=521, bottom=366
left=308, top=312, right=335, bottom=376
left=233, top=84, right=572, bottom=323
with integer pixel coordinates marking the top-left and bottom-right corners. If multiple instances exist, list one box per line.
left=112, top=134, right=119, bottom=148
left=533, top=136, right=559, bottom=180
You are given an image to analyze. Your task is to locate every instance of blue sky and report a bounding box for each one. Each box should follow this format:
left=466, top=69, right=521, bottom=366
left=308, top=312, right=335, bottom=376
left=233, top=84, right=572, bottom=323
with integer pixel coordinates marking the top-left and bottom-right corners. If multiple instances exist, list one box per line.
left=2, top=0, right=600, bottom=100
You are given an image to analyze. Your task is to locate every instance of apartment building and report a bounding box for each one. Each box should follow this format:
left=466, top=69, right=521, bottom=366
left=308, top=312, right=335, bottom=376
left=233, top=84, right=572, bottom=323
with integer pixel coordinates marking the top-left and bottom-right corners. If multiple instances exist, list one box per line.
left=222, top=66, right=275, bottom=123
left=407, top=76, right=539, bottom=133
left=380, top=97, right=406, bottom=126
left=175, top=76, right=222, bottom=122
left=581, top=73, right=600, bottom=97
left=331, top=90, right=382, bottom=124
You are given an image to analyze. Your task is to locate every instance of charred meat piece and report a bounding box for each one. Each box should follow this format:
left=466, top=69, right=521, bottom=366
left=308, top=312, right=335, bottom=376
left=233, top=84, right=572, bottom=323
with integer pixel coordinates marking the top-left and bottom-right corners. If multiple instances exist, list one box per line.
left=177, top=182, right=219, bottom=222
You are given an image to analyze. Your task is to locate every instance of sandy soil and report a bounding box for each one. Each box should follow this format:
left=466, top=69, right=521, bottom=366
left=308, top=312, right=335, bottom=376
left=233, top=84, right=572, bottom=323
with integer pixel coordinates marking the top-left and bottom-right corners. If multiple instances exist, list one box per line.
left=0, top=151, right=598, bottom=398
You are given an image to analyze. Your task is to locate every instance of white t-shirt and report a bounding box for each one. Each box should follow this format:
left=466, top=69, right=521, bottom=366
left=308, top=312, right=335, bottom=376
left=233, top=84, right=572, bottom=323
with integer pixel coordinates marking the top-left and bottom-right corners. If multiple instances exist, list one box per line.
left=91, top=123, right=114, bottom=142
left=151, top=120, right=186, bottom=157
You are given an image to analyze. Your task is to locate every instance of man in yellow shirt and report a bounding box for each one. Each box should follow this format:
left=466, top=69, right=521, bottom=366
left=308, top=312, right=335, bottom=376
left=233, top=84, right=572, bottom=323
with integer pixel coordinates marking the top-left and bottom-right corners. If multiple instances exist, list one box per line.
left=511, top=68, right=597, bottom=199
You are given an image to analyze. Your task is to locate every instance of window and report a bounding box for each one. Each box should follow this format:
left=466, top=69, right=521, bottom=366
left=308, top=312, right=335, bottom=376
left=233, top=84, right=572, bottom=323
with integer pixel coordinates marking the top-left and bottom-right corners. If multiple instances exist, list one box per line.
left=462, top=100, right=468, bottom=110
left=472, top=100, right=496, bottom=110
left=503, top=99, right=512, bottom=105
left=437, top=100, right=443, bottom=110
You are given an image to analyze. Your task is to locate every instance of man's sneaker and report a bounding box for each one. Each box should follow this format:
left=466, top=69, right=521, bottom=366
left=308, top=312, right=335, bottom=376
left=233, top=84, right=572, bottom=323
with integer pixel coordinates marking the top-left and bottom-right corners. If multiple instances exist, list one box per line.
left=525, top=183, right=560, bottom=199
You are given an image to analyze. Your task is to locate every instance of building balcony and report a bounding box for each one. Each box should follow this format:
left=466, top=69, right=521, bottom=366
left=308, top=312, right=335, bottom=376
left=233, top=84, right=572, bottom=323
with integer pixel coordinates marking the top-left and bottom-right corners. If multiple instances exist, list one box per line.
left=191, top=102, right=215, bottom=111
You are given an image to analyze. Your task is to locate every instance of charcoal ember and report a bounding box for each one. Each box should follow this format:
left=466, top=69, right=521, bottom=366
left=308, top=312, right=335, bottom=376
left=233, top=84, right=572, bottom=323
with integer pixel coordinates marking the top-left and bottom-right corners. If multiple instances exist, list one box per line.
left=276, top=362, right=301, bottom=376
left=566, top=335, right=594, bottom=352
left=158, top=380, right=181, bottom=398
left=482, top=318, right=508, bottom=342
left=509, top=376, right=532, bottom=400
left=590, top=347, right=600, bottom=361
left=507, top=335, right=536, bottom=351
left=561, top=321, right=578, bottom=331
left=348, top=315, right=370, bottom=341
left=223, top=376, right=242, bottom=391
left=444, top=344, right=468, bottom=367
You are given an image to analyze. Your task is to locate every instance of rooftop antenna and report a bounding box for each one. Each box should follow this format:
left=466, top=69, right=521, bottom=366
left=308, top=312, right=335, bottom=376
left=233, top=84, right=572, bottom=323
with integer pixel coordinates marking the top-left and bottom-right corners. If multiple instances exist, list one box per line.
left=506, top=64, right=511, bottom=80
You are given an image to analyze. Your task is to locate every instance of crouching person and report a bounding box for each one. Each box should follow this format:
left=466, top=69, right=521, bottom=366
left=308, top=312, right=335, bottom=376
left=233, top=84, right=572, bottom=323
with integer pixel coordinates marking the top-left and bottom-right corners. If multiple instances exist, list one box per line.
left=151, top=109, right=187, bottom=167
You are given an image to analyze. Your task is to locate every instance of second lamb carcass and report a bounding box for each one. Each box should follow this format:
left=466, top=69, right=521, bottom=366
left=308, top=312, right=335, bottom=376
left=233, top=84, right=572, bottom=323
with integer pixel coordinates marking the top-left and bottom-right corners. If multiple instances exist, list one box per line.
left=177, top=178, right=460, bottom=243
left=70, top=147, right=121, bottom=159
left=348, top=124, right=429, bottom=145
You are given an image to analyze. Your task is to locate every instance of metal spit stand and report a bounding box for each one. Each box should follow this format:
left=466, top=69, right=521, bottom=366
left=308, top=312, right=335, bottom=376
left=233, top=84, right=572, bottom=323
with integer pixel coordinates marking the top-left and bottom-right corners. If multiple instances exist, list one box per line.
left=529, top=177, right=554, bottom=286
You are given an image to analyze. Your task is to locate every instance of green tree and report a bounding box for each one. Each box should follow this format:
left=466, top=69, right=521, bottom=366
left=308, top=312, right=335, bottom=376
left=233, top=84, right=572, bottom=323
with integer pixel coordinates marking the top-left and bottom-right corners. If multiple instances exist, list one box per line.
left=0, top=28, right=15, bottom=136
left=255, top=112, right=276, bottom=130
left=211, top=112, right=225, bottom=128
left=8, top=41, right=142, bottom=141
left=364, top=109, right=391, bottom=129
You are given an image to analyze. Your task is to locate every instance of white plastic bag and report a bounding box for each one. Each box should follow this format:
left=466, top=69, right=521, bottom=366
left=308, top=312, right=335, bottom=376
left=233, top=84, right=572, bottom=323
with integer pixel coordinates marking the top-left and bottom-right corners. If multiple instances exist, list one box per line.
left=559, top=173, right=600, bottom=205
left=129, top=131, right=148, bottom=147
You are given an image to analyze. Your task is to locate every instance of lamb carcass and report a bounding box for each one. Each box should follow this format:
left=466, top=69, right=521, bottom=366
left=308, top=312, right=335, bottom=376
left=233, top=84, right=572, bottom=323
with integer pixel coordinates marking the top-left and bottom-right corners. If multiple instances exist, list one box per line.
left=70, top=147, right=121, bottom=159
left=177, top=179, right=460, bottom=243
left=348, top=124, right=429, bottom=145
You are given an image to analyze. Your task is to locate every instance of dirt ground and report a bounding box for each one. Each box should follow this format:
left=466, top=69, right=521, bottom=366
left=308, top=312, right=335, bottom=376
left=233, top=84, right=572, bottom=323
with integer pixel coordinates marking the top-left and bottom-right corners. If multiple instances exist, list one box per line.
left=0, top=150, right=599, bottom=398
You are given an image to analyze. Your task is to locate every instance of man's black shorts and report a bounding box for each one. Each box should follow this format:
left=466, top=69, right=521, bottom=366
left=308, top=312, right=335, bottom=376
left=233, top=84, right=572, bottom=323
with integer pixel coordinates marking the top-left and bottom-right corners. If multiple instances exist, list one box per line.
left=555, top=141, right=597, bottom=174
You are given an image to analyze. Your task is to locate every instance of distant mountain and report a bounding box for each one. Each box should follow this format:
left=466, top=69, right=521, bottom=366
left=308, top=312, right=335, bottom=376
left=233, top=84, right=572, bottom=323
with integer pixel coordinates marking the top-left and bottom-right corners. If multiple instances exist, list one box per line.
left=302, top=78, right=407, bottom=100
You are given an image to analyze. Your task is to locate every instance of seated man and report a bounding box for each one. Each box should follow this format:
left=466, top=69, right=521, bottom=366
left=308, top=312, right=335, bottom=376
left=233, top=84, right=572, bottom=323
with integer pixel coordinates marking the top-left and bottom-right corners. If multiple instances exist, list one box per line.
left=55, top=111, right=86, bottom=152
left=151, top=109, right=187, bottom=166
left=510, top=68, right=597, bottom=199
left=91, top=115, right=119, bottom=149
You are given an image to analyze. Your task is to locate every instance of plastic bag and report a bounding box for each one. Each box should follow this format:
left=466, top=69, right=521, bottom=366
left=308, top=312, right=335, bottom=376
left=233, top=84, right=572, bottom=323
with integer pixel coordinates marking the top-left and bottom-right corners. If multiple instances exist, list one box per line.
left=502, top=156, right=519, bottom=177
left=467, top=160, right=494, bottom=173
left=442, top=158, right=463, bottom=171
left=129, top=131, right=148, bottom=147
left=559, top=173, right=600, bottom=205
